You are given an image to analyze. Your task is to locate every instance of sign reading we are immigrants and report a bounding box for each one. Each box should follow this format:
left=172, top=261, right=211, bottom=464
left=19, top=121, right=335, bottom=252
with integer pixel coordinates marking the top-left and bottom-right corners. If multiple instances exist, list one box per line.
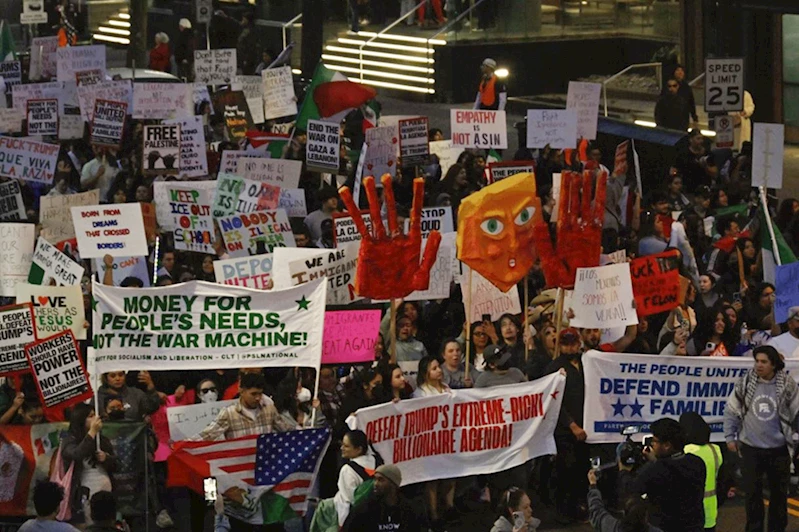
left=92, top=279, right=326, bottom=372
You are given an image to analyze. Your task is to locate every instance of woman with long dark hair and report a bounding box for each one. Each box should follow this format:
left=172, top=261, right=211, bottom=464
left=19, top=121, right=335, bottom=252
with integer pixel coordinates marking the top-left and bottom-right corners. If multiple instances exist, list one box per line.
left=686, top=305, right=737, bottom=356
left=377, top=361, right=410, bottom=402
left=274, top=372, right=325, bottom=429
left=60, top=403, right=116, bottom=525
left=492, top=487, right=541, bottom=532
left=335, top=368, right=383, bottom=440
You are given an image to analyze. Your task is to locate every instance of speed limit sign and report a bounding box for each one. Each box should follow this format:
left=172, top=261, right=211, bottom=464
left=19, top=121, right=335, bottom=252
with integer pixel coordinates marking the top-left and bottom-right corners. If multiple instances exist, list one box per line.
left=705, top=58, right=744, bottom=113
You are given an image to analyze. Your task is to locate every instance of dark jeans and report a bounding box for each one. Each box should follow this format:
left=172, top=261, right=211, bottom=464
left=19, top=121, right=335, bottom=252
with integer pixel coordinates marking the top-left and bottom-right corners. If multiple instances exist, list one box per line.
left=554, top=436, right=589, bottom=518
left=740, top=443, right=790, bottom=532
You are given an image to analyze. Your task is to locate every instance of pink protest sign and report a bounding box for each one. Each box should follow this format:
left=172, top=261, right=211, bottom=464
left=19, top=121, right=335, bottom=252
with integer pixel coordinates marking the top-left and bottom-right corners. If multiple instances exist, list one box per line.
left=322, top=310, right=382, bottom=364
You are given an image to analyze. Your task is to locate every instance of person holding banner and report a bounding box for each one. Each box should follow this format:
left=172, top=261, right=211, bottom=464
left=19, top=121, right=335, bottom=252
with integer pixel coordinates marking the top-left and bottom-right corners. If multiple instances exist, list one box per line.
left=724, top=346, right=799, bottom=532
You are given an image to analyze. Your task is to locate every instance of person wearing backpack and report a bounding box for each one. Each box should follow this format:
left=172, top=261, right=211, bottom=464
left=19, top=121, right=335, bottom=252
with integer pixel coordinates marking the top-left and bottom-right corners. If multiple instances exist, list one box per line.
left=310, top=429, right=381, bottom=532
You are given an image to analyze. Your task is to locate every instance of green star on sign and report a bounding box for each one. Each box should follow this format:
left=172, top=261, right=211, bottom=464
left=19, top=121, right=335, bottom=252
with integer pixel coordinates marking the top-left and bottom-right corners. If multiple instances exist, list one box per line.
left=296, top=295, right=310, bottom=310
left=91, top=296, right=98, bottom=311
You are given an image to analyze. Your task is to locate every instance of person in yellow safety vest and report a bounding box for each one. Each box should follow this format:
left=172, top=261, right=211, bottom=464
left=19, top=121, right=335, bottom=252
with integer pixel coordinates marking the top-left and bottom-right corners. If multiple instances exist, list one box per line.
left=473, top=58, right=507, bottom=111
left=681, top=411, right=721, bottom=532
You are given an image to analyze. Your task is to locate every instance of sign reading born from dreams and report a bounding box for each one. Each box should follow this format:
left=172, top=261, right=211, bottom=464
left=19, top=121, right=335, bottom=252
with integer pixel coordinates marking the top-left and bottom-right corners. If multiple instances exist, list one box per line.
left=0, top=303, right=36, bottom=376
left=25, top=330, right=92, bottom=410
left=91, top=278, right=327, bottom=372
left=70, top=203, right=149, bottom=259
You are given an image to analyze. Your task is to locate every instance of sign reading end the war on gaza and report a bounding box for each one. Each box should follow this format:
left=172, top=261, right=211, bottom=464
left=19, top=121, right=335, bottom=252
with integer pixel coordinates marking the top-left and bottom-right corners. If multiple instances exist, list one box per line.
left=91, top=279, right=326, bottom=372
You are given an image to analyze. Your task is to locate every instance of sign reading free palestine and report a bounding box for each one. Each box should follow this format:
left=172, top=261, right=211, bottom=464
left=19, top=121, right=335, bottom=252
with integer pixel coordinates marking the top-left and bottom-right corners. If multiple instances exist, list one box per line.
left=91, top=278, right=326, bottom=372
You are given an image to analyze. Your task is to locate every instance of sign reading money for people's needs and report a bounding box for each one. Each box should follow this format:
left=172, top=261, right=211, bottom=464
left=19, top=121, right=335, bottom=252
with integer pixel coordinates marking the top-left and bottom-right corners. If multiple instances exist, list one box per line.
left=71, top=203, right=148, bottom=259
left=25, top=330, right=92, bottom=410
left=0, top=303, right=36, bottom=376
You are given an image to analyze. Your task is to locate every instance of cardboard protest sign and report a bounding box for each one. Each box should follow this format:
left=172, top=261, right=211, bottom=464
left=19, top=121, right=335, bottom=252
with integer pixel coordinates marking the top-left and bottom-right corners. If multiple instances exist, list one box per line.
left=450, top=110, right=507, bottom=149
left=30, top=37, right=59, bottom=81
left=163, top=116, right=208, bottom=178
left=348, top=374, right=565, bottom=485
left=0, top=61, right=22, bottom=87
left=566, top=81, right=602, bottom=140
left=168, top=400, right=237, bottom=441
left=28, top=238, right=84, bottom=286
left=91, top=278, right=327, bottom=371
left=246, top=97, right=265, bottom=125
left=277, top=243, right=362, bottom=306
left=15, top=283, right=86, bottom=340
left=142, top=124, right=181, bottom=176
left=40, top=189, right=100, bottom=243
left=212, top=90, right=253, bottom=140
left=398, top=117, right=429, bottom=167
left=364, top=125, right=398, bottom=179
left=333, top=211, right=373, bottom=246
left=323, top=310, right=382, bottom=364
left=262, top=66, right=297, bottom=120
left=463, top=265, right=522, bottom=321
left=90, top=99, right=126, bottom=148
left=570, top=263, right=638, bottom=329
left=0, top=108, right=24, bottom=134
left=0, top=180, right=26, bottom=221
left=213, top=253, right=273, bottom=290
left=70, top=204, right=148, bottom=259
left=0, top=223, right=36, bottom=297
left=429, top=139, right=464, bottom=177
left=278, top=188, right=307, bottom=217
left=26, top=99, right=59, bottom=137
left=403, top=206, right=454, bottom=239
left=77, top=80, right=133, bottom=123
left=155, top=182, right=215, bottom=254
left=132, top=83, right=192, bottom=120
left=629, top=251, right=680, bottom=316
left=525, top=109, right=577, bottom=149
left=93, top=255, right=151, bottom=287
left=212, top=173, right=281, bottom=218
left=75, top=69, right=103, bottom=86
left=153, top=181, right=216, bottom=228
left=306, top=119, right=340, bottom=171
left=232, top=75, right=263, bottom=100
left=25, top=330, right=92, bottom=410
left=775, top=262, right=799, bottom=324
left=56, top=45, right=106, bottom=83
left=488, top=161, right=535, bottom=184
left=236, top=157, right=302, bottom=188
left=217, top=210, right=295, bottom=258
left=194, top=49, right=237, bottom=85
left=0, top=304, right=36, bottom=376
left=0, top=137, right=59, bottom=185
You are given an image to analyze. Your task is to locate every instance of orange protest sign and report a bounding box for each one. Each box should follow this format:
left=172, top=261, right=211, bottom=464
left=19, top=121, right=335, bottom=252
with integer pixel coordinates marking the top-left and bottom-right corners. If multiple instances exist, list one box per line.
left=629, top=250, right=681, bottom=316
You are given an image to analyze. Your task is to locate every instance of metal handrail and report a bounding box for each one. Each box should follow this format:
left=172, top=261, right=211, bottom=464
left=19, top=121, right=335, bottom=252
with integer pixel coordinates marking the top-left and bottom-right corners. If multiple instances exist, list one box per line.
left=358, top=3, right=425, bottom=82
left=282, top=13, right=302, bottom=50
left=427, top=0, right=491, bottom=42
left=688, top=72, right=705, bottom=87
left=602, top=62, right=662, bottom=117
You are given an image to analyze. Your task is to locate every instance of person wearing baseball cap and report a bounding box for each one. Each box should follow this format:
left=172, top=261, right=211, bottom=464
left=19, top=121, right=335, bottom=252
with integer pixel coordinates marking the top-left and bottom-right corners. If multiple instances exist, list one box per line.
left=475, top=344, right=527, bottom=389
left=473, top=58, right=507, bottom=111
left=342, top=464, right=424, bottom=531
left=767, top=305, right=799, bottom=359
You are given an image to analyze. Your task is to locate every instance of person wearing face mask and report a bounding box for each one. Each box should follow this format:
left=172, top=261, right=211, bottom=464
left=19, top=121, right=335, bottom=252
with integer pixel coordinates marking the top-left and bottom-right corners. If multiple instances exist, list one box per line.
left=195, top=378, right=219, bottom=404
left=274, top=373, right=325, bottom=429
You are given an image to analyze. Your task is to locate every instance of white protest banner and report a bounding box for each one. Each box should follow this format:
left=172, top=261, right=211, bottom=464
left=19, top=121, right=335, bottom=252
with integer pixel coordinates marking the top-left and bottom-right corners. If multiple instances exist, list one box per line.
left=580, top=350, right=799, bottom=443
left=570, top=263, right=638, bottom=329
left=93, top=256, right=151, bottom=287
left=0, top=137, right=59, bottom=185
left=194, top=49, right=237, bottom=85
left=450, top=110, right=507, bottom=149
left=306, top=119, right=340, bottom=171
left=30, top=37, right=59, bottom=81
left=0, top=224, right=35, bottom=297
left=153, top=181, right=215, bottom=254
left=213, top=253, right=273, bottom=290
left=162, top=116, right=208, bottom=178
left=277, top=243, right=362, bottom=306
left=91, top=278, right=326, bottom=371
left=212, top=173, right=282, bottom=218
left=751, top=122, right=785, bottom=189
left=0, top=61, right=21, bottom=87
left=429, top=140, right=464, bottom=178
left=0, top=180, right=26, bottom=220
left=464, top=266, right=522, bottom=321
left=12, top=81, right=62, bottom=112
left=526, top=109, right=577, bottom=149
left=348, top=374, right=565, bottom=485
left=26, top=99, right=59, bottom=137
left=705, top=58, right=744, bottom=113
left=262, top=66, right=297, bottom=120
left=333, top=212, right=373, bottom=246
left=714, top=115, right=734, bottom=149
left=398, top=117, right=429, bottom=167
left=168, top=400, right=237, bottom=441
left=236, top=157, right=302, bottom=188
left=488, top=161, right=536, bottom=184
left=364, top=125, right=398, bottom=179
left=217, top=210, right=295, bottom=258
left=566, top=81, right=602, bottom=140
left=0, top=108, right=24, bottom=134
left=142, top=124, right=180, bottom=176
left=90, top=99, right=126, bottom=148
left=77, top=80, right=132, bottom=123
left=403, top=206, right=454, bottom=239
left=71, top=203, right=148, bottom=259
left=0, top=303, right=36, bottom=376
left=56, top=45, right=106, bottom=83
left=133, top=83, right=192, bottom=119
left=25, top=330, right=92, bottom=410
left=15, top=283, right=86, bottom=340
left=278, top=188, right=307, bottom=217
left=28, top=237, right=84, bottom=286
left=40, top=189, right=100, bottom=243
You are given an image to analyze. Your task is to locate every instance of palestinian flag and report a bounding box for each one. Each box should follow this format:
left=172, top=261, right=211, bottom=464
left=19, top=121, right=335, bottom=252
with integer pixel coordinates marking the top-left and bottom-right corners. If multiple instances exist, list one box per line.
left=0, top=21, right=15, bottom=61
left=245, top=131, right=290, bottom=159
left=759, top=208, right=797, bottom=283
left=295, top=64, right=376, bottom=131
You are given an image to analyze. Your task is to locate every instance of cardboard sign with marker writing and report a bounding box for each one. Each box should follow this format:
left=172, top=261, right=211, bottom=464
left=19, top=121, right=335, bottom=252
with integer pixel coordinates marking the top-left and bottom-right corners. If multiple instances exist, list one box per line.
left=15, top=283, right=86, bottom=340
left=0, top=223, right=36, bottom=297
left=0, top=137, right=60, bottom=185
left=570, top=263, right=638, bottom=329
left=28, top=237, right=85, bottom=287
left=322, top=310, right=382, bottom=364
left=217, top=210, right=295, bottom=258
left=212, top=173, right=281, bottom=218
left=40, top=189, right=100, bottom=243
left=0, top=180, right=26, bottom=220
left=629, top=251, right=680, bottom=316
left=213, top=253, right=273, bottom=290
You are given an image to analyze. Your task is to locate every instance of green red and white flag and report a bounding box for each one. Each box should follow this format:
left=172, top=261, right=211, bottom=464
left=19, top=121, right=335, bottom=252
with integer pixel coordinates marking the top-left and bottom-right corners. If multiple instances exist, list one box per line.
left=295, top=63, right=376, bottom=131
left=760, top=209, right=798, bottom=283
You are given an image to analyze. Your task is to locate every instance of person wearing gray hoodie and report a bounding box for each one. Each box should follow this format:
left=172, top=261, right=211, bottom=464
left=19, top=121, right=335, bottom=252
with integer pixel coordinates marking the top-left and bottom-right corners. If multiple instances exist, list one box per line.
left=587, top=470, right=663, bottom=532
left=490, top=487, right=541, bottom=532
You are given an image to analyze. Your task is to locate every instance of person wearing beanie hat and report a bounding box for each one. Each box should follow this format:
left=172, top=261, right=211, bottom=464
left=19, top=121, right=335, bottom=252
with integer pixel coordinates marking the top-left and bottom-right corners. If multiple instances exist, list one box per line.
left=375, top=464, right=401, bottom=487
left=342, top=463, right=424, bottom=531
left=304, top=187, right=339, bottom=244
left=474, top=58, right=507, bottom=111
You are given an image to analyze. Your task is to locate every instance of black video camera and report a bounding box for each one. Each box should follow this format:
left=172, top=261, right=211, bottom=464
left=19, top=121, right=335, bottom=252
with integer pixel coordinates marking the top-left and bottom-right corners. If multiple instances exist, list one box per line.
left=617, top=425, right=646, bottom=469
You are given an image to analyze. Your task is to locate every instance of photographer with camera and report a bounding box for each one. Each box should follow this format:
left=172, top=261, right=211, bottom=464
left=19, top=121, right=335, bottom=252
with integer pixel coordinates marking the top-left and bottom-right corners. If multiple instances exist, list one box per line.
left=631, top=418, right=706, bottom=532
left=587, top=468, right=662, bottom=532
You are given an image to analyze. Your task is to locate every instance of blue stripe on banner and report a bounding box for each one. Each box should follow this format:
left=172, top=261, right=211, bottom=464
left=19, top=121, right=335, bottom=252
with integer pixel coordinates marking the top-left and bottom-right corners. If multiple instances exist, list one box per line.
left=593, top=421, right=724, bottom=433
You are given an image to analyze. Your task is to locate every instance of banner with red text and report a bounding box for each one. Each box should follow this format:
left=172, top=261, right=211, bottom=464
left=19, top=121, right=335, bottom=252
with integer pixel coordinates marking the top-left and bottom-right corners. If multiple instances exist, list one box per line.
left=347, top=373, right=564, bottom=485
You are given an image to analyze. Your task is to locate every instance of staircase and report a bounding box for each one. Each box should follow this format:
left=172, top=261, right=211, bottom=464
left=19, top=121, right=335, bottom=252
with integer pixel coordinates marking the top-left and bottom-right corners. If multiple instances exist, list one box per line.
left=321, top=31, right=447, bottom=95
left=89, top=1, right=131, bottom=46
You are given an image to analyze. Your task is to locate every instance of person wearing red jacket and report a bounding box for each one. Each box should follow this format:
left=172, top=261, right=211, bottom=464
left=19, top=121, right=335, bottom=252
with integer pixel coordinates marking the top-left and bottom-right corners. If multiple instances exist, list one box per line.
left=149, top=33, right=171, bottom=73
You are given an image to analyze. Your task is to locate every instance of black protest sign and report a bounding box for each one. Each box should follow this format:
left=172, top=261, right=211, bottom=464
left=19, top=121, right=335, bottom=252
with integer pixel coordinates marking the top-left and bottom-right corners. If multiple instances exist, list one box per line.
left=0, top=303, right=36, bottom=376
left=91, top=99, right=127, bottom=148
left=25, top=330, right=92, bottom=410
left=0, top=180, right=26, bottom=221
left=212, top=90, right=254, bottom=141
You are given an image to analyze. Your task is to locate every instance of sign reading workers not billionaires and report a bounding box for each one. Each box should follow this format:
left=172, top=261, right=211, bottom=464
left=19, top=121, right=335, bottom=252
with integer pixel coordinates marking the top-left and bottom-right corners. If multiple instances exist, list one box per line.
left=91, top=279, right=327, bottom=372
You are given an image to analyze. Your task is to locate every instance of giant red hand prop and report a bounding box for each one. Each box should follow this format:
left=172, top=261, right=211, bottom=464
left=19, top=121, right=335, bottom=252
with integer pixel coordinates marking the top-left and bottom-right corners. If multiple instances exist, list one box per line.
left=339, top=174, right=442, bottom=300
left=532, top=168, right=608, bottom=288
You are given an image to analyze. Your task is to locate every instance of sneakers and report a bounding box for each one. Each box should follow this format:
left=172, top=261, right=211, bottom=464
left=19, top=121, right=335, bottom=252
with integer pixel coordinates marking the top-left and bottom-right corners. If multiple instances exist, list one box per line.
left=156, top=509, right=174, bottom=529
